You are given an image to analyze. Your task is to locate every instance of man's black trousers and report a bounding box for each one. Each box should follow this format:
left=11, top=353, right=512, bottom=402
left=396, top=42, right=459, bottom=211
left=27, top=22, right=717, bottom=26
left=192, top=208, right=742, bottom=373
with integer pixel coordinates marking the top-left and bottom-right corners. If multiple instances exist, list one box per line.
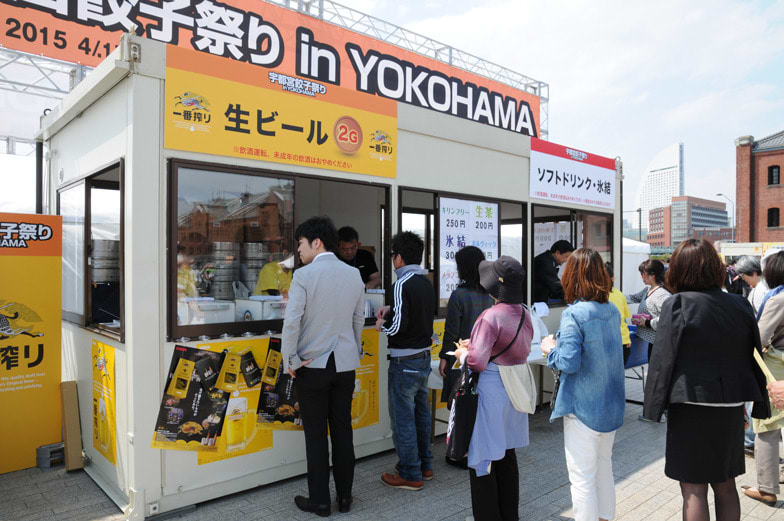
left=295, top=353, right=356, bottom=504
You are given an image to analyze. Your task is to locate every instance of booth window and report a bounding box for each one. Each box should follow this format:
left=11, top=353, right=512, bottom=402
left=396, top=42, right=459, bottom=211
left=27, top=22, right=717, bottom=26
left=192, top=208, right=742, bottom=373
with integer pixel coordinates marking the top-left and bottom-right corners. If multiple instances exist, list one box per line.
left=399, top=188, right=525, bottom=315
left=295, top=175, right=390, bottom=325
left=58, top=162, right=125, bottom=340
left=170, top=162, right=295, bottom=340
left=575, top=211, right=613, bottom=263
left=531, top=205, right=613, bottom=305
left=531, top=205, right=573, bottom=306
left=400, top=189, right=436, bottom=271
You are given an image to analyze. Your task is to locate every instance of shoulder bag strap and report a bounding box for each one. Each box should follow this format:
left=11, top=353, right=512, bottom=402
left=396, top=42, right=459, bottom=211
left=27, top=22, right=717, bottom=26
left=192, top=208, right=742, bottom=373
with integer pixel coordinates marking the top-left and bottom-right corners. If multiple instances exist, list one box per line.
left=490, top=305, right=526, bottom=363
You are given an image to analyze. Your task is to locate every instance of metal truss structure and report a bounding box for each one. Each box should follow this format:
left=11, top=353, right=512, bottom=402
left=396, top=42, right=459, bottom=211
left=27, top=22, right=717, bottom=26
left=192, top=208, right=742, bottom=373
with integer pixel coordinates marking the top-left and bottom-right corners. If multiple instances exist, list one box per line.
left=1, top=135, right=37, bottom=156
left=0, top=48, right=88, bottom=100
left=268, top=0, right=550, bottom=139
left=0, top=48, right=90, bottom=156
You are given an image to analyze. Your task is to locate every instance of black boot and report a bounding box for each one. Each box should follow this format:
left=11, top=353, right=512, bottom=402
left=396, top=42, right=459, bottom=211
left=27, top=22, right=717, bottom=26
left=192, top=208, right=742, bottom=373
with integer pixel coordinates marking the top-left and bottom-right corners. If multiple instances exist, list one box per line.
left=337, top=496, right=352, bottom=513
left=294, top=495, right=330, bottom=517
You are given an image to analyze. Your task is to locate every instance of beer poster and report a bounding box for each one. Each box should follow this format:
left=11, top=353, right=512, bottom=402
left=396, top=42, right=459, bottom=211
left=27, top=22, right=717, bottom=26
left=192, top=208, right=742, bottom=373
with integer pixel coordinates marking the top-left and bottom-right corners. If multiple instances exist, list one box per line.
left=0, top=213, right=62, bottom=474
left=196, top=338, right=274, bottom=465
left=91, top=340, right=117, bottom=465
left=352, top=329, right=380, bottom=429
left=257, top=330, right=381, bottom=431
left=256, top=336, right=302, bottom=431
left=151, top=345, right=229, bottom=452
left=429, top=321, right=447, bottom=412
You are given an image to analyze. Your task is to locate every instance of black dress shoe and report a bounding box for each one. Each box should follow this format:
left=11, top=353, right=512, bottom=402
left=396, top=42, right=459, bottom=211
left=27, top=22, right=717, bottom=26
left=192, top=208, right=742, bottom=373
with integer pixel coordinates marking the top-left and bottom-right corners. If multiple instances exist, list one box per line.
left=337, top=496, right=352, bottom=513
left=294, top=495, right=330, bottom=517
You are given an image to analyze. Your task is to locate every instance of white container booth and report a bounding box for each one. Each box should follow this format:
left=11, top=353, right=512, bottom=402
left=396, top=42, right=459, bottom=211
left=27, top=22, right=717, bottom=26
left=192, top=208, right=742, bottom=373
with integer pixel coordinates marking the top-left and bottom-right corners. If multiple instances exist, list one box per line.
left=39, top=30, right=620, bottom=519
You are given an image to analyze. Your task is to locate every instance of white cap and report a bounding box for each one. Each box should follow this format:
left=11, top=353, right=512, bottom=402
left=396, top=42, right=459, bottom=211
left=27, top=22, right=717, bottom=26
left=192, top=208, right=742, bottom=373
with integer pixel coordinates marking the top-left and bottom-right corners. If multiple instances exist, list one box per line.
left=279, top=255, right=295, bottom=269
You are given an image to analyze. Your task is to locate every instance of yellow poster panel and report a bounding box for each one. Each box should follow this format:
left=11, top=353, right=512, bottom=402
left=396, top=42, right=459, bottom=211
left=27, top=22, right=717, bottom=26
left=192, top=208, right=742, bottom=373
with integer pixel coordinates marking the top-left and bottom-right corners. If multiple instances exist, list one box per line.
left=353, top=329, right=380, bottom=429
left=197, top=338, right=274, bottom=465
left=762, top=243, right=784, bottom=255
left=0, top=213, right=62, bottom=474
left=91, top=341, right=116, bottom=465
left=164, top=67, right=397, bottom=179
left=429, top=320, right=447, bottom=410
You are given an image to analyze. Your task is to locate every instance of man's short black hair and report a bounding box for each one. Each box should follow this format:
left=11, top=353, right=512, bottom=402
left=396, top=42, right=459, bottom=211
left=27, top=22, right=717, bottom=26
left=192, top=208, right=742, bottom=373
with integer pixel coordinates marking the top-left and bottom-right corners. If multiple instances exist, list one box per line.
left=391, top=231, right=424, bottom=266
left=605, top=262, right=614, bottom=278
left=338, top=226, right=359, bottom=243
left=295, top=216, right=338, bottom=252
left=550, top=240, right=575, bottom=254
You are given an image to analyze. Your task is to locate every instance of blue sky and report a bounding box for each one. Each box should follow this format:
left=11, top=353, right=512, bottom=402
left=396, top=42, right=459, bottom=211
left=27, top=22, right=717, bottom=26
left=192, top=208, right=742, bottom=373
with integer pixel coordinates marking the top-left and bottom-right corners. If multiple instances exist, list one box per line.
left=3, top=0, right=784, bottom=220
left=338, top=0, right=784, bottom=216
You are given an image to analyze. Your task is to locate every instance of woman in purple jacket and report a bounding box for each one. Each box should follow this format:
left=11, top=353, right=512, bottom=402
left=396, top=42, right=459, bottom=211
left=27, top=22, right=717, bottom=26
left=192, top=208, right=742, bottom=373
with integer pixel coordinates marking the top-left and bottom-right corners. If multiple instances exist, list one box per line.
left=454, top=256, right=533, bottom=521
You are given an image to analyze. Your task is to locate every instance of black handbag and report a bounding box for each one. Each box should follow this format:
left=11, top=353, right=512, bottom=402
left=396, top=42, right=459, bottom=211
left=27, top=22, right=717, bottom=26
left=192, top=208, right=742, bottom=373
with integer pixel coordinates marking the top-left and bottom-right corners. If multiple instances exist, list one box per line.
left=445, top=308, right=525, bottom=461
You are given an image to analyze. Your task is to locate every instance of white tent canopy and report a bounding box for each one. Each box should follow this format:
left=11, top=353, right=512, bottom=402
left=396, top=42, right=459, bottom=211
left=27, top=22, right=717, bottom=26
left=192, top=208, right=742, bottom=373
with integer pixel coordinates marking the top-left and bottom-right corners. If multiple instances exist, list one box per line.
left=622, top=237, right=651, bottom=295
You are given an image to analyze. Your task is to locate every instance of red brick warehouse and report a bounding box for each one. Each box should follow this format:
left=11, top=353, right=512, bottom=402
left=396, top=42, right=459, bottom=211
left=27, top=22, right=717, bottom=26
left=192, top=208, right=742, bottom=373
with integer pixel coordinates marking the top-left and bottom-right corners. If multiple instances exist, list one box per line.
left=736, top=131, right=784, bottom=242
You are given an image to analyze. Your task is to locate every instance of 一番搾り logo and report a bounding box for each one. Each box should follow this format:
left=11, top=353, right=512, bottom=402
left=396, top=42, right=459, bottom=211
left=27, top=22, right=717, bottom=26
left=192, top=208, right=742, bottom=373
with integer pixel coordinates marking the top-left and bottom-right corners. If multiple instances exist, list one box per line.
left=172, top=92, right=212, bottom=133
left=368, top=129, right=394, bottom=162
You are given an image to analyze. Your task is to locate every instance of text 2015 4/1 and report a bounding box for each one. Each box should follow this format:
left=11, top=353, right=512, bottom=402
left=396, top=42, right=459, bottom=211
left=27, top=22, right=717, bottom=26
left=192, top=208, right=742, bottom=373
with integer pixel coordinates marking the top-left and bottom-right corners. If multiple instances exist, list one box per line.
left=4, top=17, right=117, bottom=59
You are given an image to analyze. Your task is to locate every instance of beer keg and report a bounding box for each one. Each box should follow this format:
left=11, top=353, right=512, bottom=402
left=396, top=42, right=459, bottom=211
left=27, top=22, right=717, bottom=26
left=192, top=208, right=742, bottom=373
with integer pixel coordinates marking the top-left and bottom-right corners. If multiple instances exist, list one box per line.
left=210, top=241, right=239, bottom=284
left=91, top=239, right=120, bottom=283
left=241, top=242, right=269, bottom=290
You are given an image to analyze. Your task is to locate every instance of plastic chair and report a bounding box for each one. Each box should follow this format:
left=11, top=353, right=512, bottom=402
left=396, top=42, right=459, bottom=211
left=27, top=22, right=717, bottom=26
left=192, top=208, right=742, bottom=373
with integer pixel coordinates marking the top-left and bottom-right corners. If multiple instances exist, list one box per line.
left=624, top=325, right=649, bottom=405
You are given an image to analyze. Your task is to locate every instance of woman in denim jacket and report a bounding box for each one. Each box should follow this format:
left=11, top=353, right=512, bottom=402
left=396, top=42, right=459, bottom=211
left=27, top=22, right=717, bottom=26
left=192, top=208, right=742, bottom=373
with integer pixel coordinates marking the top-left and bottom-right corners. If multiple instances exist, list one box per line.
left=541, top=248, right=625, bottom=521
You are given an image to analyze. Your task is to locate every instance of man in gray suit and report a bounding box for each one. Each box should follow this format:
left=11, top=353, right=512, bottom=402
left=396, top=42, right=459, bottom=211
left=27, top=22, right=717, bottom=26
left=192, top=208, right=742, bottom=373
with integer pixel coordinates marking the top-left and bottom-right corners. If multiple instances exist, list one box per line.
left=282, top=216, right=365, bottom=517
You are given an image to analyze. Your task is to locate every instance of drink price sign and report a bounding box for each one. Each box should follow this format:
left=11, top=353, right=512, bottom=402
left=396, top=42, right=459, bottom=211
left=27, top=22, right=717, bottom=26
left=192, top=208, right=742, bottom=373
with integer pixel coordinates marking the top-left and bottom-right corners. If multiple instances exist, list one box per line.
left=439, top=197, right=499, bottom=301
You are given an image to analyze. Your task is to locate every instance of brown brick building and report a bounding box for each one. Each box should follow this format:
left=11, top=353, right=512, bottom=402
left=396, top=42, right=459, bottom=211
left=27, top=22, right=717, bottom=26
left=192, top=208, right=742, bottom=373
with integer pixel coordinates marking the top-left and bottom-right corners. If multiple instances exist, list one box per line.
left=647, top=206, right=671, bottom=247
left=736, top=131, right=784, bottom=242
left=693, top=227, right=735, bottom=244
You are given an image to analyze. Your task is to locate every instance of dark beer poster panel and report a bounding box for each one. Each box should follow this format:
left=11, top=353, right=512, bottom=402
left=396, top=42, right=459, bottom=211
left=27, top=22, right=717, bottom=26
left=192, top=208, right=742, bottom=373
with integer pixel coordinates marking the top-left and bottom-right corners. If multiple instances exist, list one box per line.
left=256, top=337, right=302, bottom=430
left=151, top=345, right=229, bottom=452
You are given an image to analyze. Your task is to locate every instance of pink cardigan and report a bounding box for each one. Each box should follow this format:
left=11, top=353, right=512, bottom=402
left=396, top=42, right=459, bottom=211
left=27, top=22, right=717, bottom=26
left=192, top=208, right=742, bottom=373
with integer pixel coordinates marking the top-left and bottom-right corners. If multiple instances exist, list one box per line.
left=467, top=303, right=533, bottom=372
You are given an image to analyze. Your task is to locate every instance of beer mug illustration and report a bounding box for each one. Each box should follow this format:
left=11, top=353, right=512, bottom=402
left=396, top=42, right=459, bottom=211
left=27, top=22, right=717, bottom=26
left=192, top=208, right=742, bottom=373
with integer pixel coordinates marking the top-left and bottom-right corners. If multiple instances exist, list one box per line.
left=350, top=380, right=369, bottom=426
left=98, top=398, right=109, bottom=452
left=226, top=397, right=248, bottom=451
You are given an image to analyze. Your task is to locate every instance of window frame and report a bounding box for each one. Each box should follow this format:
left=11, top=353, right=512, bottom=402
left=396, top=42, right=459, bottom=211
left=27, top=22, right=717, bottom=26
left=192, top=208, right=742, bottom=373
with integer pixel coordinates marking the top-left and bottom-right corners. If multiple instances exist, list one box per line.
left=768, top=207, right=780, bottom=228
left=167, top=158, right=391, bottom=340
left=57, top=179, right=86, bottom=326
left=769, top=165, right=781, bottom=186
left=56, top=160, right=126, bottom=342
left=397, top=186, right=527, bottom=317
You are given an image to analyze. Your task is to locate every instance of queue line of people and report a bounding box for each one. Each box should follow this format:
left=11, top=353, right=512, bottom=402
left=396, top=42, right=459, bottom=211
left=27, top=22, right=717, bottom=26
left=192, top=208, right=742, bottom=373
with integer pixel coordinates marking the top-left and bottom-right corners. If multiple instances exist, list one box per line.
left=278, top=217, right=784, bottom=521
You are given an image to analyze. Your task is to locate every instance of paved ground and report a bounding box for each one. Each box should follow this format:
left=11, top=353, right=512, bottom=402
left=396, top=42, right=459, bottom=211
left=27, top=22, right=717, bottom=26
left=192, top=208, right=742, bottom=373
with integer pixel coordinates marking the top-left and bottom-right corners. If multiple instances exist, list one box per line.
left=3, top=370, right=784, bottom=521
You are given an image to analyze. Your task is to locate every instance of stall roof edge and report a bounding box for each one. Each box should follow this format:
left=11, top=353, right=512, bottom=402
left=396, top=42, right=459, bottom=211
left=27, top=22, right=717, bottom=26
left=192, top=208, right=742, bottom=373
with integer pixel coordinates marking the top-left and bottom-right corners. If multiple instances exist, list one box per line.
left=37, top=35, right=135, bottom=142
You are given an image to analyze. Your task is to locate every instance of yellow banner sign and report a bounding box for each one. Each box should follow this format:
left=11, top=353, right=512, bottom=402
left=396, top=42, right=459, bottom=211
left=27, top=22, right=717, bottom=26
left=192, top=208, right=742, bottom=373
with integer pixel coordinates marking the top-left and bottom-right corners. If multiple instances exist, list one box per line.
left=92, top=340, right=116, bottom=465
left=354, top=329, right=380, bottom=429
left=429, top=321, right=447, bottom=411
left=165, top=46, right=397, bottom=179
left=0, top=213, right=62, bottom=474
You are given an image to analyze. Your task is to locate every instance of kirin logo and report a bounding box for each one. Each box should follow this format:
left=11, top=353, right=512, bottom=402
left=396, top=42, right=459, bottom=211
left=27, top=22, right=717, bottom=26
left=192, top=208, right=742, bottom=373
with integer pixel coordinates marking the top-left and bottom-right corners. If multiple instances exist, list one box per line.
left=566, top=148, right=588, bottom=162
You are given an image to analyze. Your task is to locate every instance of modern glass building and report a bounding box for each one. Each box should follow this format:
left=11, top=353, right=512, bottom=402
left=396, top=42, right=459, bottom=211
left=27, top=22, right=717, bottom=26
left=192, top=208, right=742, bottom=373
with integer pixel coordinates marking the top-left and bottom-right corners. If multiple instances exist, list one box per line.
left=635, top=143, right=684, bottom=232
left=670, top=196, right=729, bottom=244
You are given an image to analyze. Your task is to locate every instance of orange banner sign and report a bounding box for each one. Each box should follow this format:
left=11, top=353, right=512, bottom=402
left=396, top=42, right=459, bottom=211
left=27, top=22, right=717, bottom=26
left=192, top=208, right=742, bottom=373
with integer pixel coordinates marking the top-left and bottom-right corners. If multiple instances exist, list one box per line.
left=0, top=0, right=539, bottom=137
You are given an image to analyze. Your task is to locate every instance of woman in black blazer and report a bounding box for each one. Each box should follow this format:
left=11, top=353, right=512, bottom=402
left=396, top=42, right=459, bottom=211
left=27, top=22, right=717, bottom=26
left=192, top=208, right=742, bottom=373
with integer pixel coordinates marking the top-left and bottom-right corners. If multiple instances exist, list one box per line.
left=643, top=239, right=770, bottom=521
